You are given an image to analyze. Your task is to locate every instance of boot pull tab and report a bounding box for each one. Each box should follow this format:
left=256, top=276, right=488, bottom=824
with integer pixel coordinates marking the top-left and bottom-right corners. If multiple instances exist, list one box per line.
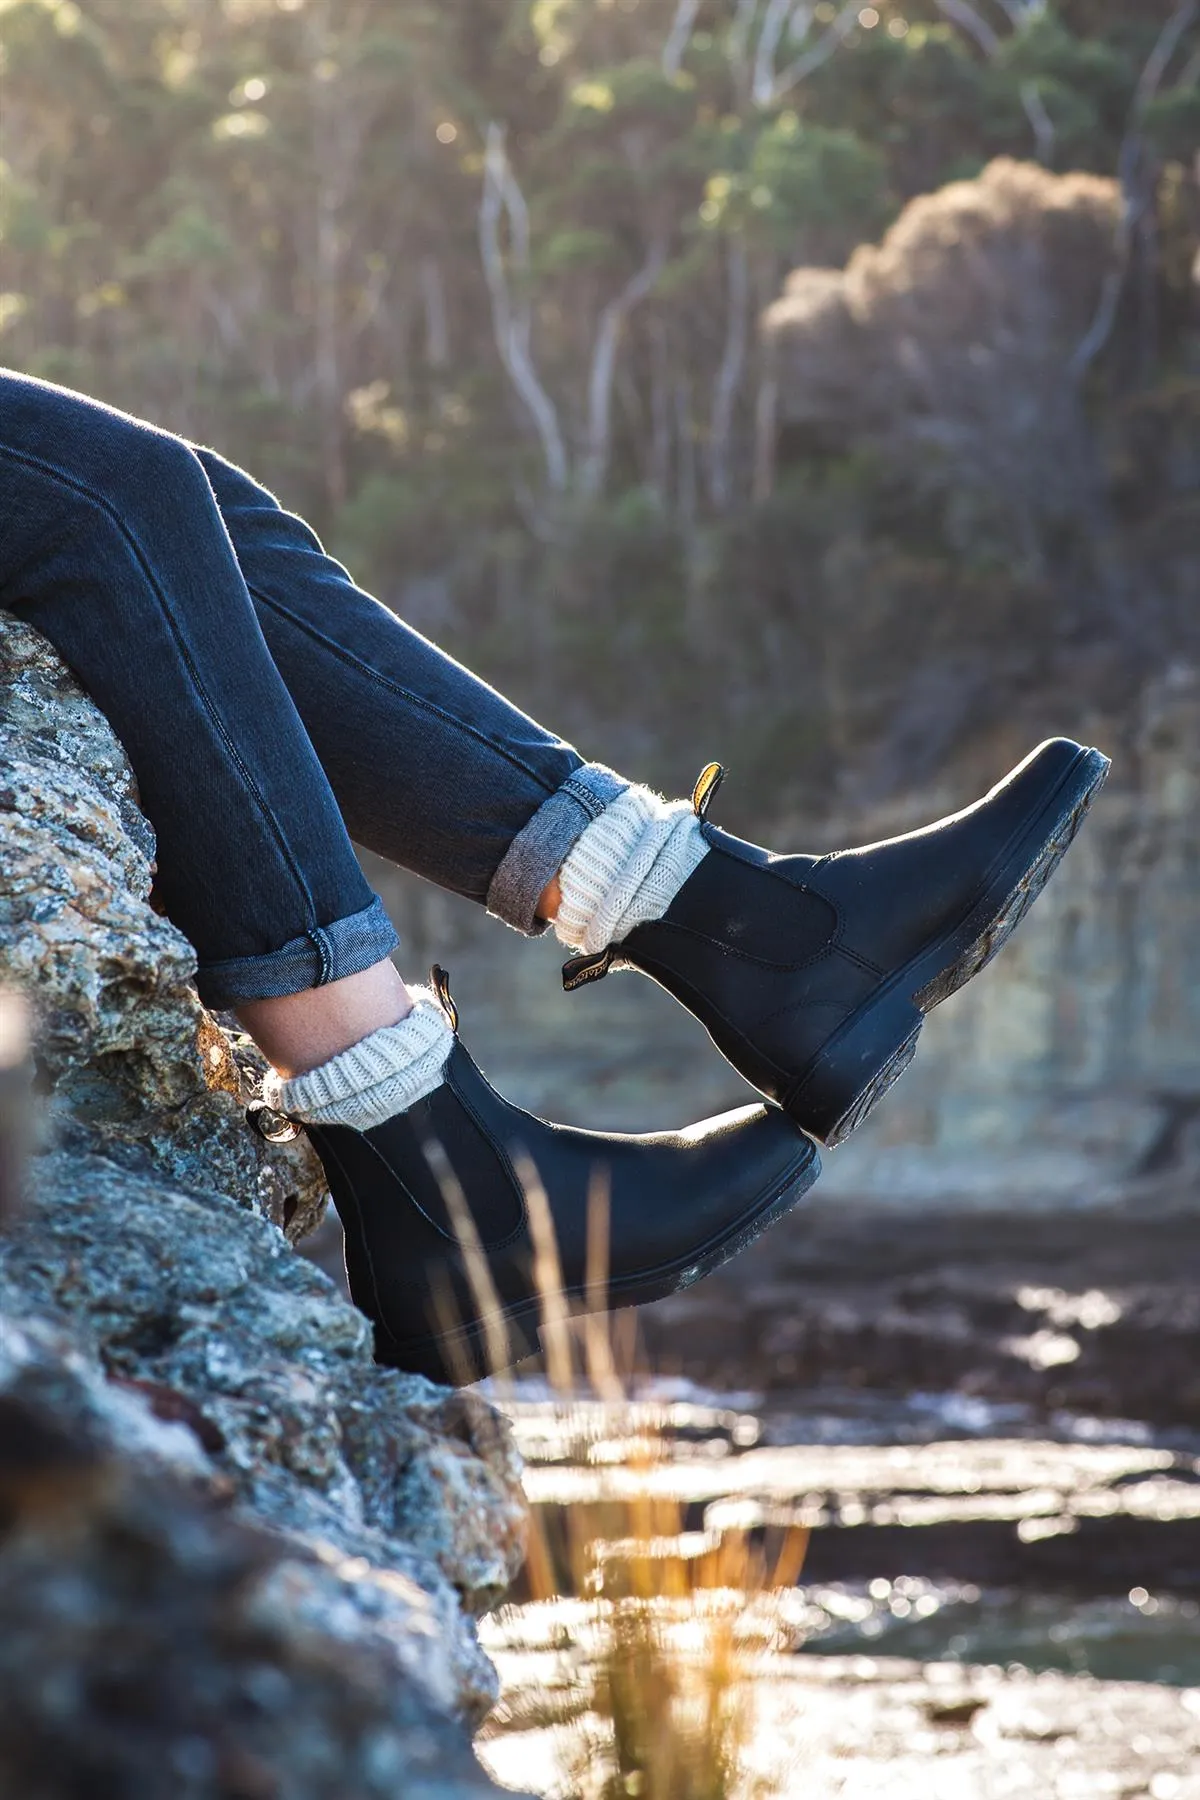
left=562, top=946, right=615, bottom=994
left=246, top=1101, right=303, bottom=1145
left=692, top=761, right=725, bottom=821
left=429, top=964, right=459, bottom=1033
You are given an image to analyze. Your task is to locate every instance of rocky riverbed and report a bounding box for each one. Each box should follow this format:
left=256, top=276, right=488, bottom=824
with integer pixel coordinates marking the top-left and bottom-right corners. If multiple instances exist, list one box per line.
left=483, top=1643, right=1200, bottom=1799
left=635, top=1200, right=1200, bottom=1430
left=301, top=1157, right=1200, bottom=1795
left=476, top=1380, right=1200, bottom=1797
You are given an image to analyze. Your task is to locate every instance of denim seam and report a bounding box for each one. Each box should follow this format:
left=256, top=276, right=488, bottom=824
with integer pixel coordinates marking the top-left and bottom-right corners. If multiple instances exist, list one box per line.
left=0, top=441, right=321, bottom=937
left=309, top=926, right=333, bottom=983
left=250, top=586, right=564, bottom=800
left=196, top=898, right=399, bottom=1006
left=559, top=776, right=609, bottom=820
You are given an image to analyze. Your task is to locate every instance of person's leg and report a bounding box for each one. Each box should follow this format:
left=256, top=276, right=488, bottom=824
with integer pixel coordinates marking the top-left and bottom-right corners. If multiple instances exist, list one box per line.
left=0, top=369, right=404, bottom=1044
left=0, top=371, right=820, bottom=1383
left=238, top=961, right=411, bottom=1078
left=196, top=442, right=1109, bottom=1152
left=186, top=451, right=1107, bottom=1365
left=193, top=445, right=628, bottom=938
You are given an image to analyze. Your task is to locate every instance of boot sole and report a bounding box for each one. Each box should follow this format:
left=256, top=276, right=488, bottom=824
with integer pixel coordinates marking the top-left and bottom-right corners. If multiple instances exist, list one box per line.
left=372, top=1136, right=821, bottom=1386
left=785, top=745, right=1111, bottom=1150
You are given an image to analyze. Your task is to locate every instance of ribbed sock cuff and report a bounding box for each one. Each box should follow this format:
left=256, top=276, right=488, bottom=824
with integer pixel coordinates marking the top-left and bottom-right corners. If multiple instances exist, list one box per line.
left=554, top=784, right=708, bottom=955
left=262, top=986, right=454, bottom=1131
left=486, top=761, right=630, bottom=936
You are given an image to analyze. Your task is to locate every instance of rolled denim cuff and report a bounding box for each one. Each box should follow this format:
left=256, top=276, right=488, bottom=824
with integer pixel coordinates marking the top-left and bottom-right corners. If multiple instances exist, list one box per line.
left=486, top=761, right=630, bottom=934
left=195, top=894, right=400, bottom=1008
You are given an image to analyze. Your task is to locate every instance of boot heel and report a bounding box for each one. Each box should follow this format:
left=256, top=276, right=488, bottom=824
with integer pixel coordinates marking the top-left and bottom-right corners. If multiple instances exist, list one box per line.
left=787, top=996, right=924, bottom=1149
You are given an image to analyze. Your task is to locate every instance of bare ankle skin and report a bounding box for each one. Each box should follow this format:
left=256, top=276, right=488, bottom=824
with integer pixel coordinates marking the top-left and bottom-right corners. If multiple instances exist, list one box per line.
left=235, top=959, right=413, bottom=1079
left=537, top=874, right=562, bottom=922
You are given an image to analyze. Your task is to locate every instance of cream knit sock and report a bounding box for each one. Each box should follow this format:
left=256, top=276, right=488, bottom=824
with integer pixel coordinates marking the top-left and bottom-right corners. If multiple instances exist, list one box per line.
left=262, top=985, right=455, bottom=1132
left=554, top=784, right=708, bottom=955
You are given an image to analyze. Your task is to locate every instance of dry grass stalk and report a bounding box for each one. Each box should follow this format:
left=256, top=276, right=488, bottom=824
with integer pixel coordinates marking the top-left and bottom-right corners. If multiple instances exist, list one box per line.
left=460, top=1158, right=806, bottom=1800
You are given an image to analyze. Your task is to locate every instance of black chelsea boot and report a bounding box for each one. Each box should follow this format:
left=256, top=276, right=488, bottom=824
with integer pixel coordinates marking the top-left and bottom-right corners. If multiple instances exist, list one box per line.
left=562, top=739, right=1110, bottom=1149
left=250, top=972, right=820, bottom=1386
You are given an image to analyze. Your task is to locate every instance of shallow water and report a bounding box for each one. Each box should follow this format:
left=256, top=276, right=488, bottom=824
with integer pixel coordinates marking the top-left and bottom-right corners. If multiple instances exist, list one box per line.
left=794, top=1580, right=1200, bottom=1685
left=479, top=1378, right=1200, bottom=1796
left=487, top=1374, right=1200, bottom=1687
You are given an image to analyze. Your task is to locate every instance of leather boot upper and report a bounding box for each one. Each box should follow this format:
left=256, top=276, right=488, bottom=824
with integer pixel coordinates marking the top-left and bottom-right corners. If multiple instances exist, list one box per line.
left=569, top=738, right=1108, bottom=1118
left=296, top=1021, right=817, bottom=1378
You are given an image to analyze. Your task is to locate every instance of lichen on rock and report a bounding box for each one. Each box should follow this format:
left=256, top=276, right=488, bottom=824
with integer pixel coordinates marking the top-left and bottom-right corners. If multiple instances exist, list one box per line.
left=0, top=610, right=529, bottom=1792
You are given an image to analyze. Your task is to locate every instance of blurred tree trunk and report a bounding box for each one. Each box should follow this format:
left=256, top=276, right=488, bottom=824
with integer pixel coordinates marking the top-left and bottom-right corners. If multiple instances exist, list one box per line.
left=708, top=240, right=749, bottom=512
left=308, top=4, right=348, bottom=512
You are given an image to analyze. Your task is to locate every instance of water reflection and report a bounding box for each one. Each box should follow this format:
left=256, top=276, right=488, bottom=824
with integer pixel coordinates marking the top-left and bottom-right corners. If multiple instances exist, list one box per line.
left=798, top=1582, right=1200, bottom=1686
left=478, top=1377, right=1200, bottom=1797
left=489, top=1375, right=1200, bottom=1681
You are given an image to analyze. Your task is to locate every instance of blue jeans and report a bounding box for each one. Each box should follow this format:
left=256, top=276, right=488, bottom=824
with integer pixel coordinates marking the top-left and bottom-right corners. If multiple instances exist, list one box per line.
left=0, top=370, right=626, bottom=1006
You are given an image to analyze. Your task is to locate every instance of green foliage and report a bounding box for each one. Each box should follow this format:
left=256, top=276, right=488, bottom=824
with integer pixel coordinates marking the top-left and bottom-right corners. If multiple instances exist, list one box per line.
left=702, top=114, right=888, bottom=256
left=1143, top=87, right=1200, bottom=162
left=1, top=0, right=1196, bottom=794
left=532, top=490, right=697, bottom=738
left=806, top=23, right=986, bottom=195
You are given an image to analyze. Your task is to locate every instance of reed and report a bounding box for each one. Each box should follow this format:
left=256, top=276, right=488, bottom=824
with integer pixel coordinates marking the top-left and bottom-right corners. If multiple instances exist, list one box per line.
left=474, top=1170, right=807, bottom=1800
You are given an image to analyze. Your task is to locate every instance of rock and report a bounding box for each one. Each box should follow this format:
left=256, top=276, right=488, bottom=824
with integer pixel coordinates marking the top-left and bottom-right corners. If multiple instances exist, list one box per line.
left=0, top=1153, right=526, bottom=1660
left=0, top=1320, right=518, bottom=1800
left=0, top=610, right=325, bottom=1238
left=807, top=663, right=1200, bottom=1207
left=0, top=610, right=530, bottom=1791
